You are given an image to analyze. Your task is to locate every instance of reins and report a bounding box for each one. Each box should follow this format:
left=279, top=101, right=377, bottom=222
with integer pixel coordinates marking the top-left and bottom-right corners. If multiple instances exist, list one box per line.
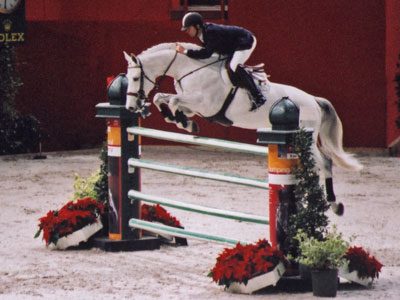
left=176, top=57, right=227, bottom=88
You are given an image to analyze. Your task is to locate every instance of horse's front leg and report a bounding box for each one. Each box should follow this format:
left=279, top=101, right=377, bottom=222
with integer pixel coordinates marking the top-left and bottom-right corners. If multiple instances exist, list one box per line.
left=168, top=94, right=200, bottom=133
left=154, top=93, right=177, bottom=124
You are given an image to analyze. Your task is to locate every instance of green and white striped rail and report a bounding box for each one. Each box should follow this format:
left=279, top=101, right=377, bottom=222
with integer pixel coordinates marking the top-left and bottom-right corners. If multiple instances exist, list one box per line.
left=128, top=190, right=269, bottom=224
left=129, top=219, right=246, bottom=246
left=127, top=126, right=268, bottom=156
left=128, top=158, right=269, bottom=189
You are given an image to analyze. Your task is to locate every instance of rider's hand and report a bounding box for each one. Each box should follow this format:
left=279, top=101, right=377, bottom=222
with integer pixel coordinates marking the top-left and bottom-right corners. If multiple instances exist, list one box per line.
left=176, top=44, right=185, bottom=54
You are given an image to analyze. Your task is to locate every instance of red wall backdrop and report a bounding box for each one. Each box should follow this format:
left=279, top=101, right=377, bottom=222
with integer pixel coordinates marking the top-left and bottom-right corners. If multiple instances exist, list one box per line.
left=386, top=0, right=400, bottom=148
left=14, top=0, right=399, bottom=151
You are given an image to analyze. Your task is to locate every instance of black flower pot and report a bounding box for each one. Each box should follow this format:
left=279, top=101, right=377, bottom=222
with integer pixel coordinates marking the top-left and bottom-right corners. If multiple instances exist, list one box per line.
left=299, top=263, right=312, bottom=282
left=311, top=268, right=338, bottom=297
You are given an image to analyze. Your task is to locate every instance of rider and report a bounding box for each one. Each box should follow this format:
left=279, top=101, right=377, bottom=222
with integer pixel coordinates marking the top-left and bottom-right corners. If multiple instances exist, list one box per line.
left=176, top=12, right=266, bottom=111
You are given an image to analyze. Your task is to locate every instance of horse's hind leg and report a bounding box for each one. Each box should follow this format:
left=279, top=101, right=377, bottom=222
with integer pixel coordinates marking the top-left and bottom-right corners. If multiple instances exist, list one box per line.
left=317, top=145, right=344, bottom=216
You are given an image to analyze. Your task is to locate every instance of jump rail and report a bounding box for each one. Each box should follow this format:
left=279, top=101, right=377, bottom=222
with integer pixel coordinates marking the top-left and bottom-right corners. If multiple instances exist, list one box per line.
left=127, top=126, right=269, bottom=156
left=129, top=219, right=247, bottom=246
left=128, top=158, right=269, bottom=189
left=128, top=190, right=269, bottom=224
left=96, top=84, right=299, bottom=251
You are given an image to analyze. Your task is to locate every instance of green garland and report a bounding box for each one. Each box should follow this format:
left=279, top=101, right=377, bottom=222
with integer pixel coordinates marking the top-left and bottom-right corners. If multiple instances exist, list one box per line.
left=287, top=129, right=329, bottom=258
left=93, top=142, right=109, bottom=205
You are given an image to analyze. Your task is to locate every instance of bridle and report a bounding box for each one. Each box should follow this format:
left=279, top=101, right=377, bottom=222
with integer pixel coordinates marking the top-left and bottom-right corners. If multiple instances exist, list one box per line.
left=126, top=51, right=227, bottom=106
left=126, top=52, right=178, bottom=103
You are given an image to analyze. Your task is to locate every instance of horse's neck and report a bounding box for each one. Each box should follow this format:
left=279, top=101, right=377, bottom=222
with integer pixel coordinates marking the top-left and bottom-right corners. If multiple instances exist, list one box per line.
left=140, top=50, right=219, bottom=82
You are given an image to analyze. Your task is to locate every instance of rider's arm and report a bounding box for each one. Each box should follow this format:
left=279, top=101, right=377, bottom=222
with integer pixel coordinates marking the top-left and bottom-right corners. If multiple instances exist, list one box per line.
left=186, top=46, right=214, bottom=59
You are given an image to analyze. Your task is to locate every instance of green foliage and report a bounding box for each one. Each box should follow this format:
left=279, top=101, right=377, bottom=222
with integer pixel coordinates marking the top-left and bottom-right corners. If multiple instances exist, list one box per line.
left=71, top=143, right=109, bottom=205
left=93, top=143, right=109, bottom=205
left=395, top=54, right=400, bottom=129
left=294, top=226, right=349, bottom=270
left=0, top=43, right=43, bottom=155
left=287, top=129, right=329, bottom=258
left=71, top=171, right=101, bottom=201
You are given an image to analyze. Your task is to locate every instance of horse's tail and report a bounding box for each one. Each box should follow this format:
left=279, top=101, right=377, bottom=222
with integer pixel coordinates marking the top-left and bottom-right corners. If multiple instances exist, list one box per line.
left=315, top=97, right=363, bottom=171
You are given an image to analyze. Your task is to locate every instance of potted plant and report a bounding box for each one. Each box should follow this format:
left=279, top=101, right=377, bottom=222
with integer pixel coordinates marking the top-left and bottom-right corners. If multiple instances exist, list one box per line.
left=35, top=197, right=105, bottom=249
left=339, top=246, right=383, bottom=287
left=294, top=226, right=349, bottom=297
left=209, top=239, right=286, bottom=294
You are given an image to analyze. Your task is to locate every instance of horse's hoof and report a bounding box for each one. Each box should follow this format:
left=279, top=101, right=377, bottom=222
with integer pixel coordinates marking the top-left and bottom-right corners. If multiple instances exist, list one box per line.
left=330, top=202, right=344, bottom=216
left=141, top=103, right=151, bottom=117
left=164, top=117, right=176, bottom=124
left=190, top=121, right=199, bottom=134
left=249, top=98, right=266, bottom=111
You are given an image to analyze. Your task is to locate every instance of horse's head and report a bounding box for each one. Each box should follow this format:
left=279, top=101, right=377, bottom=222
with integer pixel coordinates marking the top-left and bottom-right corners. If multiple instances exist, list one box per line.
left=123, top=51, right=152, bottom=117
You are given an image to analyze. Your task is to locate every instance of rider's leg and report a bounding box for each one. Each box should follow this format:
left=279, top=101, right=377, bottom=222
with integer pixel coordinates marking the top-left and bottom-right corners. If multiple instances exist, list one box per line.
left=234, top=65, right=266, bottom=111
left=230, top=39, right=266, bottom=111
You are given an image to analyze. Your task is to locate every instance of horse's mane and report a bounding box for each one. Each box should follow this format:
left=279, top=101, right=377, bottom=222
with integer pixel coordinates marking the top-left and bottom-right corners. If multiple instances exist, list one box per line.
left=139, top=42, right=202, bottom=57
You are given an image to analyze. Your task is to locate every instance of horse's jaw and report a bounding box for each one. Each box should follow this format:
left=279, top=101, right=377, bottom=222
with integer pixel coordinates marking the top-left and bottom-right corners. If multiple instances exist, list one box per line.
left=126, top=95, right=152, bottom=118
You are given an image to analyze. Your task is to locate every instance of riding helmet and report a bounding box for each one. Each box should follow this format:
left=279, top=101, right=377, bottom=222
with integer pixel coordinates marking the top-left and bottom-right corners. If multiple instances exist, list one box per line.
left=181, top=12, right=203, bottom=31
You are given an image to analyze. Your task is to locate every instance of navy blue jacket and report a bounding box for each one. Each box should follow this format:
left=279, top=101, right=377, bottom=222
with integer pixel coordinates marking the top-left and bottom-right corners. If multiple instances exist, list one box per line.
left=186, top=23, right=254, bottom=59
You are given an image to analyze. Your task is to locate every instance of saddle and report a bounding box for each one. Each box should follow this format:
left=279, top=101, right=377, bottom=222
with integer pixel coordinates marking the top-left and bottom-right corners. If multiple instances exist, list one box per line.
left=226, top=61, right=268, bottom=87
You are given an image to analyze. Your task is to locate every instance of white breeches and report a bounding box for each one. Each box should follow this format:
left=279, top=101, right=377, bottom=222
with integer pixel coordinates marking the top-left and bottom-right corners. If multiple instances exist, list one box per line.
left=229, top=36, right=257, bottom=71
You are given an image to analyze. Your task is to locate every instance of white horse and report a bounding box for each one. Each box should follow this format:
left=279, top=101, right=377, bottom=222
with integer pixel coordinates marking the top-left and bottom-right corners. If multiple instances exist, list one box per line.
left=123, top=42, right=362, bottom=215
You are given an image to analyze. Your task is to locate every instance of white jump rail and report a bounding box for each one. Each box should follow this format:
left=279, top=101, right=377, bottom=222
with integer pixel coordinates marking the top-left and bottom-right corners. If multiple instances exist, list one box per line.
left=127, top=126, right=269, bottom=156
left=128, top=190, right=269, bottom=225
left=129, top=219, right=247, bottom=246
left=128, top=158, right=269, bottom=189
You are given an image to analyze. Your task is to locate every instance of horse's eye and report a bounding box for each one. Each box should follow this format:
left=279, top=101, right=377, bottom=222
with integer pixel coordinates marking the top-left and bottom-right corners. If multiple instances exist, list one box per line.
left=133, top=77, right=139, bottom=82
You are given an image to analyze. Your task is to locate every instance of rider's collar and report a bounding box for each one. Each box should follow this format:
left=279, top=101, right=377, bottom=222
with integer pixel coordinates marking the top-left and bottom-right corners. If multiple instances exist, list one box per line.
left=198, top=32, right=204, bottom=43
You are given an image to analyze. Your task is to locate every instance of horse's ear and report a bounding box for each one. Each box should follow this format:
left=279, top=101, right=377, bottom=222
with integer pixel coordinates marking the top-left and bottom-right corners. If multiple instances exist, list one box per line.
left=123, top=51, right=133, bottom=63
left=123, top=51, right=138, bottom=64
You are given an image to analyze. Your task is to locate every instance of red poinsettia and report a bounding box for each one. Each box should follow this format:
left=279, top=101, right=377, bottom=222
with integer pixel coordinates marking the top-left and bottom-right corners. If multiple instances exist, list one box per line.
left=106, top=75, right=115, bottom=88
left=344, top=246, right=383, bottom=279
left=35, top=198, right=105, bottom=246
left=209, top=239, right=284, bottom=287
left=141, top=204, right=183, bottom=228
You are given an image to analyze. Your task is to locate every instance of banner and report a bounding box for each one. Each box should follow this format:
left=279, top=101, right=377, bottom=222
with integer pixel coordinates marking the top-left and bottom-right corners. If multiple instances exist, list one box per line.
left=0, top=0, right=26, bottom=45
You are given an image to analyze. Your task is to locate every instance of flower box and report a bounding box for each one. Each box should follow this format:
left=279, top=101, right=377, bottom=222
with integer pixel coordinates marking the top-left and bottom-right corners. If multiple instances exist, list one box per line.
left=35, top=198, right=105, bottom=247
left=51, top=218, right=103, bottom=250
left=339, top=265, right=373, bottom=287
left=226, top=261, right=285, bottom=294
left=340, top=246, right=382, bottom=287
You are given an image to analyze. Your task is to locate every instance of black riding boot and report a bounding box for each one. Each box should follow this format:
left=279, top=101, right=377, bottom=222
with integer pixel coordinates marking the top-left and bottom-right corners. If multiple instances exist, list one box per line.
left=235, top=65, right=266, bottom=111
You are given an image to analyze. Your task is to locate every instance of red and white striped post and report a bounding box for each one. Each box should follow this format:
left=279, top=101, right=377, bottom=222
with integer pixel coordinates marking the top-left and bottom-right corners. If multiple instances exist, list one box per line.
left=257, top=97, right=300, bottom=252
